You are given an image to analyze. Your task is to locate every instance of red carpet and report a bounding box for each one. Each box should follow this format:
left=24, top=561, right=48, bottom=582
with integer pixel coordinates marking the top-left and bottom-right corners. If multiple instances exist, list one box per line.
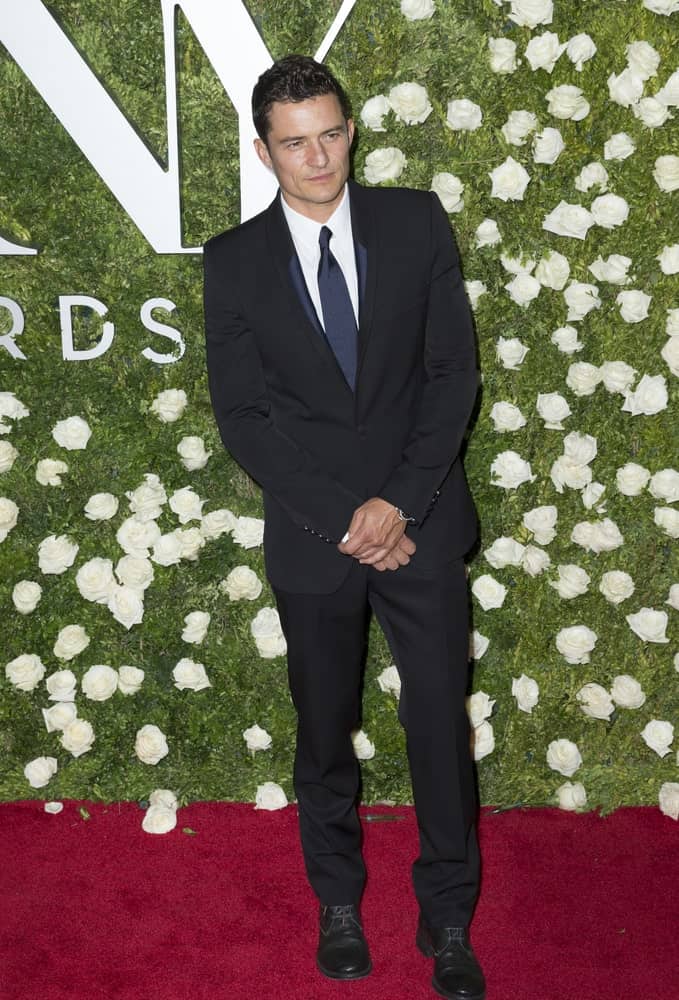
left=0, top=802, right=676, bottom=1000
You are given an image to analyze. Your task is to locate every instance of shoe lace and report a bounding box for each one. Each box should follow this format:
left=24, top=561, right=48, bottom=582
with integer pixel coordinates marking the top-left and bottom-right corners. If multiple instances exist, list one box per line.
left=324, top=905, right=358, bottom=930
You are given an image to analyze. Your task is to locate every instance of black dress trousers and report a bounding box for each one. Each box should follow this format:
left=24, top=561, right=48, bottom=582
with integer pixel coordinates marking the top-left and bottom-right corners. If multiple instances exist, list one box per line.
left=272, top=554, right=480, bottom=928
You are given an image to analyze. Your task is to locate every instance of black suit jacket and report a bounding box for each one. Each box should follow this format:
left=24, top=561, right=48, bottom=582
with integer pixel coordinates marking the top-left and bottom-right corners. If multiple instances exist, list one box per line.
left=203, top=179, right=479, bottom=593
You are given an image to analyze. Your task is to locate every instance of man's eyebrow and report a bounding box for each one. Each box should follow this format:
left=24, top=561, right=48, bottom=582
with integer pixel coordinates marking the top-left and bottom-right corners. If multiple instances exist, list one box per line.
left=277, top=124, right=346, bottom=143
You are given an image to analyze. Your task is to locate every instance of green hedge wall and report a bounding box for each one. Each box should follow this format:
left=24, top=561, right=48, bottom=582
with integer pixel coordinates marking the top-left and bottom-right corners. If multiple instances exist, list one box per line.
left=0, top=0, right=677, bottom=814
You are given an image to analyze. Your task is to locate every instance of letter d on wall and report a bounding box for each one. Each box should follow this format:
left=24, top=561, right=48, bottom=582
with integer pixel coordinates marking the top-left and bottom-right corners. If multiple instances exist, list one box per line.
left=60, top=295, right=114, bottom=360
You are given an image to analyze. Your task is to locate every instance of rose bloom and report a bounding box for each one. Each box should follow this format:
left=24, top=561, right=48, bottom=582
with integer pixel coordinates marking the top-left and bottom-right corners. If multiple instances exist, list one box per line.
left=466, top=691, right=495, bottom=727
left=489, top=37, right=518, bottom=74
left=76, top=556, right=116, bottom=604
left=5, top=653, right=45, bottom=692
left=232, top=516, right=264, bottom=549
left=475, top=218, right=502, bottom=247
left=535, top=250, right=570, bottom=290
left=556, top=782, right=587, bottom=811
left=490, top=401, right=526, bottom=432
left=24, top=756, right=58, bottom=788
left=177, top=436, right=212, bottom=471
left=507, top=0, right=554, bottom=29
left=172, top=657, right=212, bottom=691
left=603, top=132, right=636, bottom=160
left=377, top=665, right=401, bottom=697
left=576, top=683, right=614, bottom=720
left=484, top=536, right=525, bottom=568
left=116, top=516, right=161, bottom=557
left=201, top=508, right=237, bottom=540
left=549, top=564, right=590, bottom=600
left=38, top=534, right=79, bottom=575
left=522, top=505, right=557, bottom=545
left=360, top=94, right=390, bottom=132
left=555, top=625, right=597, bottom=664
left=616, top=462, right=650, bottom=496
left=53, top=624, right=90, bottom=661
left=471, top=721, right=495, bottom=761
left=521, top=545, right=551, bottom=576
left=471, top=574, right=507, bottom=610
left=35, top=458, right=68, bottom=486
left=400, top=0, right=435, bottom=19
left=532, top=127, right=565, bottom=164
left=364, top=147, right=407, bottom=185
left=611, top=675, right=646, bottom=709
left=496, top=337, right=528, bottom=370
left=649, top=469, right=679, bottom=503
left=446, top=99, right=483, bottom=131
left=250, top=607, right=287, bottom=658
left=150, top=388, right=187, bottom=423
left=52, top=415, right=91, bottom=450
left=589, top=254, right=632, bottom=285
left=221, top=565, right=262, bottom=601
left=566, top=33, right=596, bottom=71
left=0, top=497, right=19, bottom=542
left=490, top=450, right=535, bottom=489
left=255, top=782, right=288, bottom=811
left=575, top=162, right=608, bottom=193
left=60, top=718, right=95, bottom=757
left=46, top=669, right=77, bottom=701
left=654, top=507, right=679, bottom=538
left=135, top=724, right=169, bottom=764
left=465, top=281, right=488, bottom=310
left=622, top=374, right=668, bottom=416
left=126, top=473, right=167, bottom=521
left=12, top=580, right=42, bottom=615
left=546, top=738, right=582, bottom=777
left=388, top=82, right=432, bottom=125
left=118, top=665, right=145, bottom=695
left=545, top=84, right=589, bottom=120
left=640, top=720, right=674, bottom=757
left=431, top=173, right=464, bottom=213
left=659, top=783, right=679, bottom=821
left=599, top=570, right=635, bottom=605
left=489, top=156, right=530, bottom=201
left=243, top=724, right=272, bottom=753
left=84, top=492, right=119, bottom=521
left=169, top=486, right=204, bottom=524
left=543, top=201, right=595, bottom=240
left=551, top=326, right=582, bottom=354
left=625, top=608, right=669, bottom=643
left=600, top=361, right=636, bottom=395
left=512, top=674, right=539, bottom=713
left=653, top=154, right=679, bottom=192
left=501, top=110, right=538, bottom=146
left=82, top=664, right=119, bottom=701
left=182, top=611, right=210, bottom=643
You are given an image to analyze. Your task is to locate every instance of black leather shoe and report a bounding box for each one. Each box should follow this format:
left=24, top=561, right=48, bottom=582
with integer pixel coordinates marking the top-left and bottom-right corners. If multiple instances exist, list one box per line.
left=416, top=915, right=486, bottom=1000
left=316, top=904, right=372, bottom=980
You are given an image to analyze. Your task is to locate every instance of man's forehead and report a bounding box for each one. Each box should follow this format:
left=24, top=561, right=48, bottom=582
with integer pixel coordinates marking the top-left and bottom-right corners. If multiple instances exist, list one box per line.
left=268, top=93, right=346, bottom=132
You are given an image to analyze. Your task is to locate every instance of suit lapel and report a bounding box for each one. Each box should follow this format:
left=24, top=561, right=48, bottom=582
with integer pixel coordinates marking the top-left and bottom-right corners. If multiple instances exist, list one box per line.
left=348, top=180, right=378, bottom=386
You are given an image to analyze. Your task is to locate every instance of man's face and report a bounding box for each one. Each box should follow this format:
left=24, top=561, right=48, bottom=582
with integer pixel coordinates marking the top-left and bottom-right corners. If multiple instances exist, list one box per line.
left=254, top=92, right=354, bottom=222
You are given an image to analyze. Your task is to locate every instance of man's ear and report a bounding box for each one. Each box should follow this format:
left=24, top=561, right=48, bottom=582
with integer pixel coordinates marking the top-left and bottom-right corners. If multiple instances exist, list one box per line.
left=254, top=137, right=273, bottom=170
left=346, top=118, right=355, bottom=147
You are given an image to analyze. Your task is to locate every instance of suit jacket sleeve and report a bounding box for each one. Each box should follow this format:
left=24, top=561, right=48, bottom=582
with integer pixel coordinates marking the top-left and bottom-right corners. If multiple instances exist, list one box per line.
left=378, top=192, right=479, bottom=524
left=203, top=240, right=364, bottom=543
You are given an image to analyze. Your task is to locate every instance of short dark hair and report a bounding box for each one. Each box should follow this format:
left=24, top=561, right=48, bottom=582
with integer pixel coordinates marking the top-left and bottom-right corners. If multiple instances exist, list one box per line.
left=252, top=55, right=351, bottom=142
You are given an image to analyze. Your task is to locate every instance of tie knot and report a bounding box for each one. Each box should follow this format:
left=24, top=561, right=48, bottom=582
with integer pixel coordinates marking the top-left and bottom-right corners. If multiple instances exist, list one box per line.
left=319, top=225, right=333, bottom=252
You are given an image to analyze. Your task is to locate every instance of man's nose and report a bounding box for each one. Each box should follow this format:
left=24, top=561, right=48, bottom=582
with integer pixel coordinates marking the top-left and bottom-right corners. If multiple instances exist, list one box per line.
left=307, top=139, right=329, bottom=165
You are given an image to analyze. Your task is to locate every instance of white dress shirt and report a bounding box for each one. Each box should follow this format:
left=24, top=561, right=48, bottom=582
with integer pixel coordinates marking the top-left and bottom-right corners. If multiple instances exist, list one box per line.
left=281, top=184, right=359, bottom=329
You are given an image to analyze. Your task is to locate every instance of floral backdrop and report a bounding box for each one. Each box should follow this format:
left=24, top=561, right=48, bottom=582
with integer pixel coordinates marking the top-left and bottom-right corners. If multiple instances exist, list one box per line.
left=0, top=0, right=677, bottom=826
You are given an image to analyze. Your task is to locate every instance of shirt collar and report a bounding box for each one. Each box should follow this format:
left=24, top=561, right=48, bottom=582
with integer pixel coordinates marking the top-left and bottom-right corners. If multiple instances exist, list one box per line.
left=281, top=184, right=350, bottom=248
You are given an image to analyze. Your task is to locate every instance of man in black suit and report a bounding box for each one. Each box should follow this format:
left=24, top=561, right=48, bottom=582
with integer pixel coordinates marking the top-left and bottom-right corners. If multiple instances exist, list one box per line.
left=204, top=55, right=485, bottom=1000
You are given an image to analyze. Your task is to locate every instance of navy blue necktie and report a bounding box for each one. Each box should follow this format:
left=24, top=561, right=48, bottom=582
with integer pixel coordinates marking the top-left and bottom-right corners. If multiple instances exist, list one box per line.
left=317, top=225, right=357, bottom=390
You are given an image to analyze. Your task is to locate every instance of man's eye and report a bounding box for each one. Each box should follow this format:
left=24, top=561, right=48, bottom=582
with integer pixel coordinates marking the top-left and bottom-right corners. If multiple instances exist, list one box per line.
left=287, top=140, right=303, bottom=149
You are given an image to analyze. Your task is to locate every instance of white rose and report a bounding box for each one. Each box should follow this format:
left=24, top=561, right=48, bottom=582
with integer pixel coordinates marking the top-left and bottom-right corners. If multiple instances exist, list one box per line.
left=116, top=516, right=161, bottom=558
left=564, top=431, right=597, bottom=465
left=360, top=94, right=391, bottom=132
left=641, top=720, right=674, bottom=757
left=142, top=804, right=177, bottom=834
left=599, top=570, right=635, bottom=605
left=489, top=37, right=518, bottom=74
left=108, top=585, right=144, bottom=630
left=525, top=32, right=566, bottom=73
left=175, top=526, right=206, bottom=561
left=666, top=584, right=679, bottom=611
left=523, top=505, right=557, bottom=545
left=546, top=738, right=582, bottom=777
left=42, top=701, right=77, bottom=733
left=53, top=624, right=90, bottom=661
left=496, top=337, right=529, bottom=370
left=52, top=415, right=91, bottom=450
left=591, top=194, right=630, bottom=231
left=550, top=456, right=592, bottom=493
left=182, top=611, right=210, bottom=643
left=551, top=325, right=582, bottom=353
left=466, top=691, right=495, bottom=727
left=535, top=251, right=570, bottom=289
left=556, top=782, right=587, bottom=810
left=490, top=450, right=535, bottom=490
left=430, top=173, right=464, bottom=213
left=571, top=518, right=624, bottom=553
left=173, top=657, right=211, bottom=691
left=654, top=506, right=679, bottom=538
left=475, top=218, right=502, bottom=247
left=5, top=653, right=45, bottom=692
left=400, top=0, right=435, bottom=18
left=221, top=565, right=263, bottom=601
left=603, top=132, right=636, bottom=160
left=575, top=161, right=608, bottom=193
left=512, top=674, right=539, bottom=713
left=611, top=675, right=646, bottom=709
left=536, top=392, right=571, bottom=429
left=649, top=469, right=679, bottom=503
left=484, top=536, right=525, bottom=568
left=151, top=531, right=183, bottom=567
left=446, top=98, right=483, bottom=131
left=543, top=201, right=595, bottom=240
left=168, top=486, right=204, bottom=524
left=470, top=631, right=489, bottom=660
left=555, top=625, right=597, bottom=664
left=118, top=665, right=145, bottom=695
left=521, top=545, right=551, bottom=576
left=24, top=756, right=58, bottom=788
left=622, top=374, right=668, bottom=416
left=501, top=109, right=538, bottom=146
left=633, top=97, right=673, bottom=128
left=581, top=482, right=606, bottom=511
left=471, top=574, right=507, bottom=610
left=388, top=82, right=432, bottom=125
left=549, top=564, right=590, bottom=600
left=508, top=0, right=553, bottom=28
left=465, top=280, right=488, bottom=310
left=616, top=462, right=650, bottom=496
left=38, top=534, right=79, bottom=575
left=490, top=401, right=526, bottom=433
left=377, top=665, right=401, bottom=697
left=576, top=683, right=614, bottom=719
left=149, top=789, right=178, bottom=811
left=600, top=361, right=636, bottom=395
left=566, top=33, right=596, bottom=71
left=201, top=508, right=237, bottom=540
left=532, top=127, right=565, bottom=164
left=0, top=391, right=29, bottom=425
left=177, top=436, right=211, bottom=471
left=351, top=729, right=376, bottom=760
left=232, top=515, right=265, bottom=549
left=243, top=724, right=272, bottom=753
left=60, top=718, right=95, bottom=757
left=489, top=156, right=530, bottom=201
left=566, top=362, right=601, bottom=396
left=150, top=388, right=187, bottom=423
left=626, top=607, right=669, bottom=643
left=659, top=782, right=679, bottom=821
left=76, top=556, right=115, bottom=604
left=653, top=154, right=679, bottom=192
left=84, top=492, right=119, bottom=521
left=12, top=580, right=42, bottom=614
left=658, top=243, right=679, bottom=274
left=364, top=147, right=407, bottom=184
left=626, top=40, right=660, bottom=80
left=126, top=473, right=167, bottom=521
left=607, top=68, right=644, bottom=108
left=35, top=458, right=68, bottom=486
left=545, top=84, right=589, bottom=120
left=500, top=252, right=536, bottom=276
left=661, top=336, right=679, bottom=376
left=250, top=607, right=287, bottom=659
left=657, top=68, right=679, bottom=106
left=504, top=273, right=541, bottom=308
left=564, top=281, right=601, bottom=321
left=135, top=724, right=169, bottom=764
left=589, top=254, right=632, bottom=285
left=115, top=554, right=154, bottom=593
left=82, top=664, right=118, bottom=701
left=255, top=782, right=288, bottom=811
left=46, top=669, right=77, bottom=701
left=471, top=721, right=495, bottom=761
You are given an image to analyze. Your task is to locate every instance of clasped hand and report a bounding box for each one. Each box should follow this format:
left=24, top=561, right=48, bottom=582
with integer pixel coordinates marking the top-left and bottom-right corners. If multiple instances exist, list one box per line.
left=337, top=497, right=416, bottom=571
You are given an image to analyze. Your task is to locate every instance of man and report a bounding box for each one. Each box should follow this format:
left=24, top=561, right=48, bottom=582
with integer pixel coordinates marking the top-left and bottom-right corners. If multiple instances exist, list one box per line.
left=203, top=55, right=485, bottom=1000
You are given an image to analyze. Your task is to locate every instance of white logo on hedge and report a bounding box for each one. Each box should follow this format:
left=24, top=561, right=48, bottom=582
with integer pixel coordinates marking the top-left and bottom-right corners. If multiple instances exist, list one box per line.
left=0, top=0, right=357, bottom=256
